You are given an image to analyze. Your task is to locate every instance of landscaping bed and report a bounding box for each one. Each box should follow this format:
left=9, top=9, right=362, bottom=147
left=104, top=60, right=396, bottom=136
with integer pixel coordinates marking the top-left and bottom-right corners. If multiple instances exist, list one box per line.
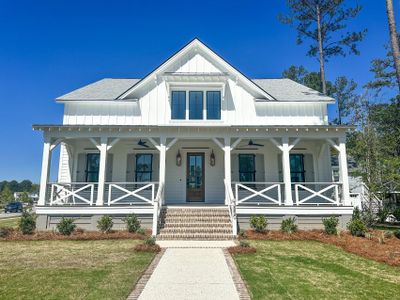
left=242, top=229, right=400, bottom=266
left=0, top=228, right=151, bottom=241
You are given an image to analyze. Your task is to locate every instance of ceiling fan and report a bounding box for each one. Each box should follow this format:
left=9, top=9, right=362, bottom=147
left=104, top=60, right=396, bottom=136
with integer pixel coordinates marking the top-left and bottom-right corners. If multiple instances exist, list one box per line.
left=248, top=140, right=264, bottom=147
left=137, top=139, right=150, bottom=148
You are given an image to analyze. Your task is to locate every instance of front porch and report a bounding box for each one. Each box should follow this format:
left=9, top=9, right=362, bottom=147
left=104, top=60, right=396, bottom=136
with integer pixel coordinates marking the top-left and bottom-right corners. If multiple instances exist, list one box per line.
left=34, top=125, right=354, bottom=235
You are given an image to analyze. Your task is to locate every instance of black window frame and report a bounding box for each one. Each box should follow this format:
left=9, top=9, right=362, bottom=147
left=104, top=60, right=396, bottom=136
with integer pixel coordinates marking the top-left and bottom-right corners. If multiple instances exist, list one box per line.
left=189, top=91, right=204, bottom=120
left=238, top=154, right=256, bottom=183
left=85, top=153, right=100, bottom=182
left=290, top=154, right=306, bottom=183
left=135, top=154, right=153, bottom=182
left=171, top=91, right=186, bottom=120
left=206, top=91, right=221, bottom=120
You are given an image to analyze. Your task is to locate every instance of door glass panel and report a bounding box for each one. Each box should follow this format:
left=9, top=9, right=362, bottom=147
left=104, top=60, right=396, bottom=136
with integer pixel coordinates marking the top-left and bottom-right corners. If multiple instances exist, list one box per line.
left=86, top=154, right=100, bottom=182
left=188, top=155, right=203, bottom=188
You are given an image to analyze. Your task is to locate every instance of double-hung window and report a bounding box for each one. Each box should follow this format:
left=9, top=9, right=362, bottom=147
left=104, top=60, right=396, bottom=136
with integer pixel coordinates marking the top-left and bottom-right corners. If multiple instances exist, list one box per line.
left=135, top=154, right=153, bottom=182
left=206, top=91, right=221, bottom=119
left=171, top=91, right=186, bottom=119
left=85, top=153, right=100, bottom=182
left=189, top=91, right=203, bottom=119
left=239, top=154, right=256, bottom=182
left=290, top=154, right=305, bottom=182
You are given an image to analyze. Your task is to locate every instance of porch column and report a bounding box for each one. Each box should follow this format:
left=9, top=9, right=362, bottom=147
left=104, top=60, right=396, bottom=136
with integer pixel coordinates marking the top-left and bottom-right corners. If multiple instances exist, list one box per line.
left=38, top=138, right=52, bottom=206
left=281, top=137, right=293, bottom=205
left=338, top=137, right=351, bottom=206
left=159, top=136, right=166, bottom=204
left=224, top=137, right=231, bottom=205
left=96, top=137, right=108, bottom=206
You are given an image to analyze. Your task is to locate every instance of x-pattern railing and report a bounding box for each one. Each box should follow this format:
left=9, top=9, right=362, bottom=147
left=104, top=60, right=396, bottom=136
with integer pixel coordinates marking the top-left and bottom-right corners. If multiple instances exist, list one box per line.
left=107, top=182, right=155, bottom=205
left=234, top=182, right=282, bottom=205
left=294, top=182, right=340, bottom=205
left=49, top=183, right=95, bottom=206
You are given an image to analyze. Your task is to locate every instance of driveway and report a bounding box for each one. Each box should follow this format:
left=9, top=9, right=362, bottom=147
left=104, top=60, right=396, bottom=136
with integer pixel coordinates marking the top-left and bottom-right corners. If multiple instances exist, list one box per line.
left=0, top=212, right=22, bottom=219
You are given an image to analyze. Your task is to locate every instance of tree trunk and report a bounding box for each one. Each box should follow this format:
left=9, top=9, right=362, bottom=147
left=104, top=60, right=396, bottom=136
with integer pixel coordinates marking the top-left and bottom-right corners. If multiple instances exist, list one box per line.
left=386, top=0, right=400, bottom=93
left=316, top=5, right=327, bottom=95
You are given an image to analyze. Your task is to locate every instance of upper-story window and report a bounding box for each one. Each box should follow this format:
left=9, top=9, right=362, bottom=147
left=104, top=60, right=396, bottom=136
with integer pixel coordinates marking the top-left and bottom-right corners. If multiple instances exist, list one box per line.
left=171, top=89, right=221, bottom=120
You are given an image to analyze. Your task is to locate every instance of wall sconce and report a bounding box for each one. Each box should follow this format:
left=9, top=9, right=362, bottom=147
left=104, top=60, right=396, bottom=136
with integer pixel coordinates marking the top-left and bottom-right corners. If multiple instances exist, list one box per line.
left=176, top=150, right=182, bottom=166
left=210, top=150, right=216, bottom=166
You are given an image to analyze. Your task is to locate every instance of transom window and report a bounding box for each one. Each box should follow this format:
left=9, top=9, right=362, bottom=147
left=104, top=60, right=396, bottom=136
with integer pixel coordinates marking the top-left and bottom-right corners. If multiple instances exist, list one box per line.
left=85, top=153, right=100, bottom=182
left=239, top=154, right=256, bottom=182
left=171, top=90, right=221, bottom=120
left=290, top=154, right=305, bottom=183
left=135, top=154, right=153, bottom=182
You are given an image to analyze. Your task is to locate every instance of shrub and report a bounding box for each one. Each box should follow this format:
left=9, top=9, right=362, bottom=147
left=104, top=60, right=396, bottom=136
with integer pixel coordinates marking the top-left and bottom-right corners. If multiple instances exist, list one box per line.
left=97, top=215, right=113, bottom=233
left=0, top=227, right=12, bottom=238
left=56, top=217, right=76, bottom=235
left=377, top=206, right=390, bottom=223
left=239, top=240, right=250, bottom=248
left=238, top=229, right=248, bottom=239
left=394, top=230, right=400, bottom=239
left=322, top=216, right=339, bottom=235
left=347, top=218, right=366, bottom=237
left=281, top=217, right=297, bottom=234
left=137, top=228, right=146, bottom=235
left=123, top=214, right=141, bottom=233
left=383, top=230, right=394, bottom=239
left=144, top=236, right=156, bottom=246
left=18, top=210, right=36, bottom=235
left=250, top=215, right=268, bottom=232
left=392, top=208, right=400, bottom=222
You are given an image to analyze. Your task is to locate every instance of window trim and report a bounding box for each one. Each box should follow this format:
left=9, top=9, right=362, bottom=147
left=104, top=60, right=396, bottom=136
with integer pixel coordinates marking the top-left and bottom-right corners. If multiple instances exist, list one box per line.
left=170, top=87, right=222, bottom=121
left=135, top=153, right=153, bottom=182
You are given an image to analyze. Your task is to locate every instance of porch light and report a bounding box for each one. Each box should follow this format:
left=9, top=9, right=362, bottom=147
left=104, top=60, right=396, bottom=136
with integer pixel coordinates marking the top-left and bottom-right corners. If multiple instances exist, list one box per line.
left=176, top=150, right=182, bottom=166
left=210, top=150, right=216, bottom=166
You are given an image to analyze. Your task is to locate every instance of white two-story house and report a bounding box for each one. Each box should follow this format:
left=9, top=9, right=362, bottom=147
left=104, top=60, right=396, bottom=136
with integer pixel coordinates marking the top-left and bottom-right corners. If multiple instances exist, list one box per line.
left=34, top=39, right=354, bottom=238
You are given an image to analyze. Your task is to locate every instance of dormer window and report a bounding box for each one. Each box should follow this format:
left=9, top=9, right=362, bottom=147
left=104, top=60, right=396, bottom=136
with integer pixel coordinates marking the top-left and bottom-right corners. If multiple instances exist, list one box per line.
left=171, top=89, right=221, bottom=120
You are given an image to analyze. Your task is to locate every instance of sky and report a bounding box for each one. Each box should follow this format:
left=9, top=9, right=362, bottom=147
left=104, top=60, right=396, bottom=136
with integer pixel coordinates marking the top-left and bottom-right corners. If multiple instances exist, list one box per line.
left=0, top=0, right=398, bottom=182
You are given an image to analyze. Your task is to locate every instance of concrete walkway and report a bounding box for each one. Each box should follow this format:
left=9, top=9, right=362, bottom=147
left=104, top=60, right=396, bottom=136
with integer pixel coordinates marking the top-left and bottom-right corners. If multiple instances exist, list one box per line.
left=137, top=248, right=240, bottom=300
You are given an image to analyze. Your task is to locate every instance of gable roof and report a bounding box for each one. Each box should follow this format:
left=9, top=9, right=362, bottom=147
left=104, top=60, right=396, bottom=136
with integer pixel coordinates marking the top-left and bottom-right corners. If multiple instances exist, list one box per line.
left=56, top=78, right=334, bottom=102
left=253, top=79, right=334, bottom=102
left=56, top=78, right=140, bottom=101
left=116, top=38, right=276, bottom=101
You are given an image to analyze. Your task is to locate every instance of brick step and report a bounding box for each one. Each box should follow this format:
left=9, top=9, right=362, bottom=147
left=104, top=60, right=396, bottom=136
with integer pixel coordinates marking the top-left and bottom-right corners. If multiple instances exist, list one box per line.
left=157, top=233, right=233, bottom=240
left=159, top=227, right=232, bottom=234
left=160, top=222, right=232, bottom=228
left=161, top=217, right=231, bottom=222
left=162, top=213, right=230, bottom=218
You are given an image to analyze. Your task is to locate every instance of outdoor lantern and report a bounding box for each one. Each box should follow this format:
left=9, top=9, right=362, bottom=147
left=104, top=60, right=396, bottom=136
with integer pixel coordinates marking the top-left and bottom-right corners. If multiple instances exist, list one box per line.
left=176, top=150, right=182, bottom=166
left=210, top=150, right=216, bottom=166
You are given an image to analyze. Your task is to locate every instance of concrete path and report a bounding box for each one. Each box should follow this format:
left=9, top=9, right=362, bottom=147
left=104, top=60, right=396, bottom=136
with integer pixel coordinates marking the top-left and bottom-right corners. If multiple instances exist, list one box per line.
left=157, top=240, right=236, bottom=248
left=0, top=212, right=21, bottom=219
left=138, top=248, right=240, bottom=300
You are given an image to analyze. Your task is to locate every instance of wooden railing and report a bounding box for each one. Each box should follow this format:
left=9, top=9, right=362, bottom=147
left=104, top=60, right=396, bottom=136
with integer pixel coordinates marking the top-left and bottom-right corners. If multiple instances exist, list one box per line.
left=152, top=182, right=164, bottom=236
left=294, top=182, right=342, bottom=205
left=48, top=182, right=96, bottom=206
left=233, top=182, right=283, bottom=205
left=106, top=182, right=157, bottom=205
left=224, top=179, right=237, bottom=236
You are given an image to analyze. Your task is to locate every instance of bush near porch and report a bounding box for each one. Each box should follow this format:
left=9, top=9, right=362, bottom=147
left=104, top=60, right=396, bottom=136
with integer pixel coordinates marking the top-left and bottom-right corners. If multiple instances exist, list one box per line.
left=0, top=240, right=155, bottom=300
left=232, top=240, right=400, bottom=300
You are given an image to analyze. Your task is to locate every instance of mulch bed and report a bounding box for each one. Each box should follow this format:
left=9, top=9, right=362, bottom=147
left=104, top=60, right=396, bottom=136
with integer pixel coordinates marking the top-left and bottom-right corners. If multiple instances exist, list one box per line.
left=0, top=228, right=151, bottom=241
left=227, top=246, right=257, bottom=254
left=134, top=244, right=161, bottom=253
left=242, top=229, right=400, bottom=266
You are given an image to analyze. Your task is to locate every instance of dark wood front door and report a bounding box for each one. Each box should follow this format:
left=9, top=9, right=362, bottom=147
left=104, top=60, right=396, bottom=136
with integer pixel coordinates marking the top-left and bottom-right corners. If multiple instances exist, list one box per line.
left=186, top=153, right=205, bottom=202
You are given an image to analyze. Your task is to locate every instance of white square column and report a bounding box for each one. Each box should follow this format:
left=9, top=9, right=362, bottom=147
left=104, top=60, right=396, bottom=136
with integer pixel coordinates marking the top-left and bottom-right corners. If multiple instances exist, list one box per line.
left=224, top=137, right=232, bottom=205
left=96, top=137, right=108, bottom=206
left=338, top=137, right=351, bottom=206
left=38, top=138, right=52, bottom=206
left=281, top=137, right=293, bottom=206
left=159, top=136, right=167, bottom=204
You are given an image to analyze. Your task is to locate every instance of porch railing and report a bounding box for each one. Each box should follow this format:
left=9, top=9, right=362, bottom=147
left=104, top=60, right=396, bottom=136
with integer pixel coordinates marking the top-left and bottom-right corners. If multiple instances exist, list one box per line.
left=294, top=182, right=342, bottom=206
left=224, top=179, right=237, bottom=236
left=152, top=182, right=164, bottom=236
left=48, top=182, right=96, bottom=206
left=233, top=182, right=283, bottom=205
left=106, top=182, right=158, bottom=206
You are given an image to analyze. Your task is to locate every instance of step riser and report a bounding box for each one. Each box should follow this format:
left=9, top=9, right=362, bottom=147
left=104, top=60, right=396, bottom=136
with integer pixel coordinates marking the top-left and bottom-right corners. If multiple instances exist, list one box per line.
left=160, top=223, right=231, bottom=228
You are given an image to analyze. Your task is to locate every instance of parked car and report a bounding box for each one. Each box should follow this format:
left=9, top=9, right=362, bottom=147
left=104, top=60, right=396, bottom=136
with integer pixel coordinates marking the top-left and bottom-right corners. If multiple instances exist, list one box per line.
left=4, top=202, right=23, bottom=213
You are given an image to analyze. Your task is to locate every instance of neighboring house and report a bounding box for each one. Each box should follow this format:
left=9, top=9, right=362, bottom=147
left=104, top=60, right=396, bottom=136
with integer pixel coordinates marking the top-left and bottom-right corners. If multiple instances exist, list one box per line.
left=13, top=192, right=39, bottom=203
left=34, top=39, right=354, bottom=236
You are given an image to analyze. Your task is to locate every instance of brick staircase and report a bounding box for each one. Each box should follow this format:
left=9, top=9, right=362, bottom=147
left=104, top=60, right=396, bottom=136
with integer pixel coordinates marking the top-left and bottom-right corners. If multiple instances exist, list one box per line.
left=157, top=207, right=233, bottom=240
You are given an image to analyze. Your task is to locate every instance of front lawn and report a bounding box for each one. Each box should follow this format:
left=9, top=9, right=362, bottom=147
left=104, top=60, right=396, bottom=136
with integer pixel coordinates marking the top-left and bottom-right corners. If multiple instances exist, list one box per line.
left=0, top=217, right=20, bottom=228
left=233, top=240, right=400, bottom=299
left=0, top=240, right=155, bottom=299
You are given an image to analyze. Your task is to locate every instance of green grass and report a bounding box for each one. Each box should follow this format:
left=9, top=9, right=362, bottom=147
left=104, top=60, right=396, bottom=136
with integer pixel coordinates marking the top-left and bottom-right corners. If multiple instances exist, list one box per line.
left=0, top=240, right=155, bottom=299
left=0, top=217, right=20, bottom=228
left=233, top=240, right=400, bottom=300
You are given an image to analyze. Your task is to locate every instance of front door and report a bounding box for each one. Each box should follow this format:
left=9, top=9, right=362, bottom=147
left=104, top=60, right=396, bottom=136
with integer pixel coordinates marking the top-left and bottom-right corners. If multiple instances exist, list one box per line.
left=186, top=153, right=205, bottom=202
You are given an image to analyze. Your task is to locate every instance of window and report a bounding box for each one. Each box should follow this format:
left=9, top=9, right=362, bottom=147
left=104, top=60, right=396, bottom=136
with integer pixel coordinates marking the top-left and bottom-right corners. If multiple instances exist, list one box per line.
left=189, top=91, right=203, bottom=120
left=85, top=153, right=100, bottom=182
left=239, top=154, right=256, bottom=182
left=171, top=91, right=186, bottom=119
left=206, top=91, right=221, bottom=119
left=135, top=154, right=153, bottom=182
left=290, top=154, right=305, bottom=182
